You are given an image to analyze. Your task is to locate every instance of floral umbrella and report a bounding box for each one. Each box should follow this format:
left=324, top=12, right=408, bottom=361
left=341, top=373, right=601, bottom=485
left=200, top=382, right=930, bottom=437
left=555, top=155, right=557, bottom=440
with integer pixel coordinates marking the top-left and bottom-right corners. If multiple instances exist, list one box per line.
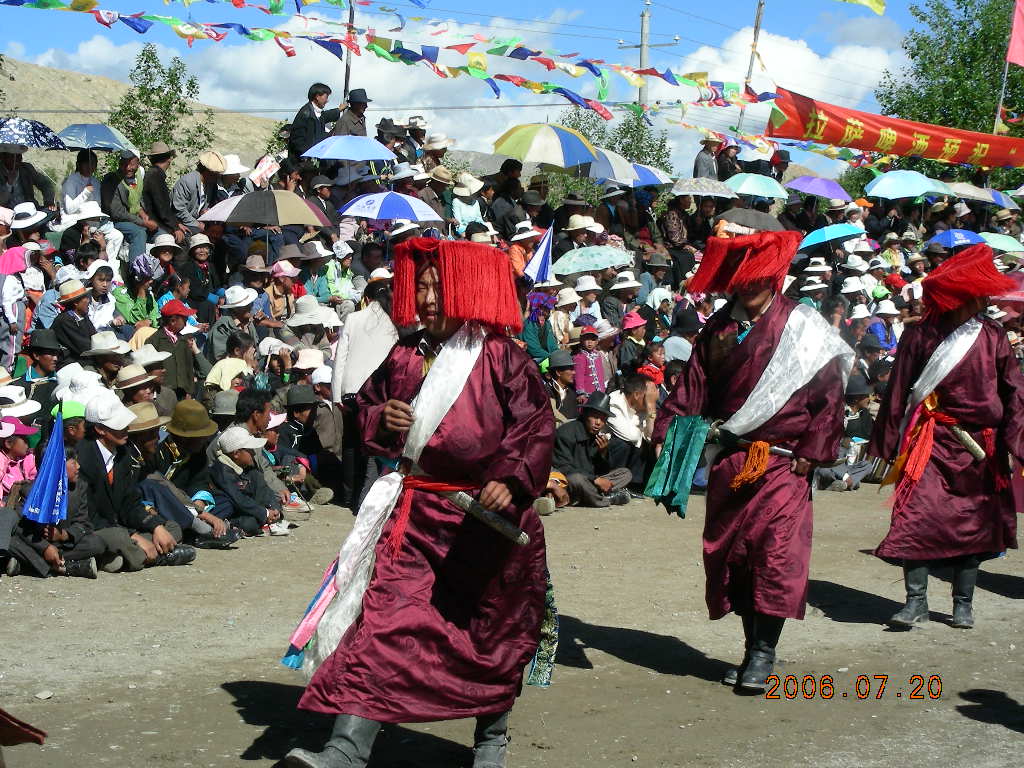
left=0, top=117, right=67, bottom=150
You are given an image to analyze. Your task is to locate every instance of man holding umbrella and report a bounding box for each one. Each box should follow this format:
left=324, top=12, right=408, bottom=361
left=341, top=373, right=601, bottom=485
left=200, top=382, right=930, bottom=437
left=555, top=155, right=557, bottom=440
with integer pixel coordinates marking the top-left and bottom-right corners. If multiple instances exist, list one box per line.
left=0, top=144, right=55, bottom=210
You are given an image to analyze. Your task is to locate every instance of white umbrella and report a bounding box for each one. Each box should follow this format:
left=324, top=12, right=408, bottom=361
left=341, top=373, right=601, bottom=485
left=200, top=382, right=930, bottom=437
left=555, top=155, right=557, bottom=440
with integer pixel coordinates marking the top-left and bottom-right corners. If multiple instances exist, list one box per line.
left=338, top=191, right=441, bottom=222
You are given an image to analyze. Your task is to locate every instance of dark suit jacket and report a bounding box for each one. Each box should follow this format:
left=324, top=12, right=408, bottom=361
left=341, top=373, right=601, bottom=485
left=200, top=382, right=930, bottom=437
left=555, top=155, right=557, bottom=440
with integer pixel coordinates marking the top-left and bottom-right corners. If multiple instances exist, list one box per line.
left=77, top=439, right=166, bottom=533
left=51, top=310, right=96, bottom=359
left=142, top=165, right=178, bottom=233
left=289, top=102, right=341, bottom=159
left=553, top=419, right=609, bottom=481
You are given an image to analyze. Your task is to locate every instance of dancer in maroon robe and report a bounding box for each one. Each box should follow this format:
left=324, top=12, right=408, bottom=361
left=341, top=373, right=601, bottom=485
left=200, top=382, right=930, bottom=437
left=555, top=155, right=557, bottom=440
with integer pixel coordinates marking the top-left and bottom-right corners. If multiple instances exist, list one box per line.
left=870, top=244, right=1024, bottom=629
left=287, top=239, right=553, bottom=768
left=654, top=231, right=849, bottom=691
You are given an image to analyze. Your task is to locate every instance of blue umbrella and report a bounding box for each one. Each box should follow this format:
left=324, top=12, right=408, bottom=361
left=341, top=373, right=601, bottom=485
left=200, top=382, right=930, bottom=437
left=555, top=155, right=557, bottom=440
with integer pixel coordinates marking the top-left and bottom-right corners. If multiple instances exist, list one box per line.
left=0, top=117, right=66, bottom=150
left=927, top=229, right=985, bottom=249
left=21, top=413, right=68, bottom=526
left=56, top=124, right=137, bottom=153
left=799, top=223, right=865, bottom=252
left=525, top=227, right=554, bottom=283
left=987, top=188, right=1020, bottom=211
left=302, top=135, right=397, bottom=162
left=338, top=191, right=441, bottom=222
left=631, top=163, right=672, bottom=187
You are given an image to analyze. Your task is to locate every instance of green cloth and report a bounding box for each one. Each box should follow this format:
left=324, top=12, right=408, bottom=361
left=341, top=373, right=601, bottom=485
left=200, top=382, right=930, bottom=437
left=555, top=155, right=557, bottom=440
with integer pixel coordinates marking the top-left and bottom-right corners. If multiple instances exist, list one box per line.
left=123, top=176, right=144, bottom=215
left=113, top=286, right=159, bottom=325
left=520, top=320, right=558, bottom=365
left=525, top=569, right=559, bottom=688
left=644, top=414, right=710, bottom=518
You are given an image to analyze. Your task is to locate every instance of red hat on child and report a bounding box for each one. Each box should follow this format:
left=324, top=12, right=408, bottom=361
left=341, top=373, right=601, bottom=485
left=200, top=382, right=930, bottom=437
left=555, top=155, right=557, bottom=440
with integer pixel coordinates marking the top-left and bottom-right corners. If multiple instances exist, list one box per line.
left=160, top=299, right=197, bottom=318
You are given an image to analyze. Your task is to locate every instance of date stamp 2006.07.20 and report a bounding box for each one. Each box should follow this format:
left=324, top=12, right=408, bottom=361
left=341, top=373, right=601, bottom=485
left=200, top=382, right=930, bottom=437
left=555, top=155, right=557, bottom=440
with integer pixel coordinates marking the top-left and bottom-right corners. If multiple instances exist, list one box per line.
left=764, top=674, right=942, bottom=700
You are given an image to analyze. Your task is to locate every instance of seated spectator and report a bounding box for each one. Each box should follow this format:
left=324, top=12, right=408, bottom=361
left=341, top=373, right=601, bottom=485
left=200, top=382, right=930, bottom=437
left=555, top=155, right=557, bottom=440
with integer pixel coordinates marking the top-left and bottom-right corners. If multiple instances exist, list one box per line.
left=16, top=329, right=60, bottom=418
left=617, top=311, right=648, bottom=373
left=81, top=331, right=130, bottom=389
left=232, top=387, right=293, bottom=509
left=552, top=392, right=631, bottom=507
left=299, top=366, right=344, bottom=499
left=545, top=349, right=578, bottom=425
left=550, top=287, right=580, bottom=349
left=9, top=444, right=104, bottom=579
left=814, top=377, right=876, bottom=492
left=114, top=364, right=158, bottom=406
left=179, top=233, right=221, bottom=325
left=638, top=287, right=673, bottom=340
left=100, top=150, right=154, bottom=260
left=208, top=284, right=258, bottom=362
left=50, top=280, right=96, bottom=359
left=636, top=341, right=666, bottom=388
left=607, top=375, right=658, bottom=496
left=268, top=259, right=300, bottom=322
left=114, top=255, right=160, bottom=339
left=210, top=390, right=239, bottom=432
left=77, top=392, right=195, bottom=571
left=130, top=344, right=176, bottom=417
left=521, top=292, right=559, bottom=365
left=151, top=299, right=212, bottom=400
left=0, top=416, right=37, bottom=505
left=662, top=359, right=685, bottom=403
left=204, top=332, right=255, bottom=406
left=210, top=425, right=287, bottom=537
left=157, top=400, right=219, bottom=510
left=867, top=299, right=900, bottom=352
left=84, top=261, right=121, bottom=334
left=663, top=309, right=699, bottom=363
left=572, top=325, right=605, bottom=397
left=281, top=384, right=315, bottom=452
left=571, top=275, right=603, bottom=322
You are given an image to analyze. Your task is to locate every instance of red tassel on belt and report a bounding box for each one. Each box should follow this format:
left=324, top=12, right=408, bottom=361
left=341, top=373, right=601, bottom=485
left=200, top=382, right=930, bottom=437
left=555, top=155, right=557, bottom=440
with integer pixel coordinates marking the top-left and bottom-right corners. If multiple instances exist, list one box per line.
left=383, top=476, right=477, bottom=559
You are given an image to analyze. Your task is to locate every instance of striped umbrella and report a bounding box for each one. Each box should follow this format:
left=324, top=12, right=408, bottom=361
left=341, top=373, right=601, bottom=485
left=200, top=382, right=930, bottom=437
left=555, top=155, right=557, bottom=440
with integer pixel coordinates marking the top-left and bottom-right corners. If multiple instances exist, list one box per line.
left=493, top=123, right=597, bottom=168
left=338, top=191, right=441, bottom=222
left=631, top=163, right=672, bottom=187
left=588, top=147, right=638, bottom=185
left=199, top=190, right=330, bottom=227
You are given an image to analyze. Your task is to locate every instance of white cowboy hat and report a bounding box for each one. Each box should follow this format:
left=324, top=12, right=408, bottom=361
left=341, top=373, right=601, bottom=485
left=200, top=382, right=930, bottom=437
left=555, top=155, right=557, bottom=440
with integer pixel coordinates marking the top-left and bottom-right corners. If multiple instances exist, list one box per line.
left=802, top=257, right=831, bottom=274
left=319, top=308, right=343, bottom=329
left=848, top=304, right=871, bottom=320
left=453, top=172, right=484, bottom=196
left=422, top=133, right=455, bottom=151
left=81, top=330, right=131, bottom=357
left=407, top=116, right=429, bottom=130
left=555, top=287, right=582, bottom=307
left=10, top=202, right=49, bottom=230
left=839, top=254, right=868, bottom=272
left=130, top=344, right=172, bottom=368
left=866, top=256, right=887, bottom=271
left=387, top=219, right=420, bottom=238
left=534, top=276, right=563, bottom=289
left=68, top=200, right=108, bottom=226
left=800, top=277, right=828, bottom=292
left=609, top=271, right=642, bottom=290
left=287, top=295, right=326, bottom=327
left=221, top=154, right=250, bottom=175
left=510, top=222, right=540, bottom=242
left=0, top=385, right=40, bottom=419
left=875, top=299, right=900, bottom=316
left=575, top=275, right=601, bottom=292
left=840, top=276, right=864, bottom=294
left=587, top=221, right=605, bottom=234
left=222, top=284, right=258, bottom=309
left=565, top=214, right=595, bottom=232
left=852, top=239, right=876, bottom=256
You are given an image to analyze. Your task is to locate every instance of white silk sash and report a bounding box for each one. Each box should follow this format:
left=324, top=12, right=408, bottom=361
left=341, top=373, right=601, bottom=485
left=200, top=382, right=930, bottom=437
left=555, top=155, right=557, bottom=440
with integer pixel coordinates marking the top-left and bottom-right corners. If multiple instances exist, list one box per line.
left=896, top=317, right=981, bottom=439
left=722, top=302, right=854, bottom=438
left=303, top=322, right=487, bottom=676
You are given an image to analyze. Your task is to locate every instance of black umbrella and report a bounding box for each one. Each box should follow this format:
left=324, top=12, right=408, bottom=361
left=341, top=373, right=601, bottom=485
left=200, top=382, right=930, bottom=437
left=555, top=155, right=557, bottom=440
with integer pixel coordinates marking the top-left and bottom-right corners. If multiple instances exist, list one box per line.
left=714, top=208, right=783, bottom=232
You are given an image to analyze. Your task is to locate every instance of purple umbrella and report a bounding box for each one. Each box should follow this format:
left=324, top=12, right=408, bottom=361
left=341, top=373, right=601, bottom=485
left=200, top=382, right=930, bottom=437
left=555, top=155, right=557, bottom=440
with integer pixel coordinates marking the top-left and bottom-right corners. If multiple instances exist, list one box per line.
left=784, top=176, right=851, bottom=202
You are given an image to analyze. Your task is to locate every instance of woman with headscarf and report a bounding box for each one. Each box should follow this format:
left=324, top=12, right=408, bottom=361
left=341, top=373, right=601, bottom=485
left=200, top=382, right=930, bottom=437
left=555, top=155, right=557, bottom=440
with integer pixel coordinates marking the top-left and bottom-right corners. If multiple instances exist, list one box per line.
left=520, top=291, right=559, bottom=365
left=638, top=287, right=674, bottom=341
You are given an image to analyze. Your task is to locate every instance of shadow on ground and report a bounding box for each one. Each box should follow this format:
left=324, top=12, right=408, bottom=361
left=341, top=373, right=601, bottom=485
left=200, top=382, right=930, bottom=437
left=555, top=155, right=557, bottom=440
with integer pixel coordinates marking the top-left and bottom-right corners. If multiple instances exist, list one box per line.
left=222, top=680, right=472, bottom=767
left=556, top=614, right=728, bottom=682
left=807, top=579, right=904, bottom=625
left=956, top=689, right=1024, bottom=734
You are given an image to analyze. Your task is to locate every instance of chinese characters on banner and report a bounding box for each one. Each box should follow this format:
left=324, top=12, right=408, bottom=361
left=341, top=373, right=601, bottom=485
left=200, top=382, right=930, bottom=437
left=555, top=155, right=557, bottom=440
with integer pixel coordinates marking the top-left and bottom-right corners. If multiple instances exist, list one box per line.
left=767, top=87, right=1024, bottom=168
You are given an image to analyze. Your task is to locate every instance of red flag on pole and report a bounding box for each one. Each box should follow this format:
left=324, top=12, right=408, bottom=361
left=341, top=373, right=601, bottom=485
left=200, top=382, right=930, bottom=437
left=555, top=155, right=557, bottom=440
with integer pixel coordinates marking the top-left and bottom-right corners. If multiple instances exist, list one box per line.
left=1008, top=0, right=1024, bottom=67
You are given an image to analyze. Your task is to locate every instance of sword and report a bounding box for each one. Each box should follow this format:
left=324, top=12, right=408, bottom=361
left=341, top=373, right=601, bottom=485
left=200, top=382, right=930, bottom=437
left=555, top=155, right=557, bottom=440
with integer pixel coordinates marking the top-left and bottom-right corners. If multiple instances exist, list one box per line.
left=948, top=424, right=987, bottom=462
left=707, top=422, right=794, bottom=458
left=442, top=491, right=530, bottom=546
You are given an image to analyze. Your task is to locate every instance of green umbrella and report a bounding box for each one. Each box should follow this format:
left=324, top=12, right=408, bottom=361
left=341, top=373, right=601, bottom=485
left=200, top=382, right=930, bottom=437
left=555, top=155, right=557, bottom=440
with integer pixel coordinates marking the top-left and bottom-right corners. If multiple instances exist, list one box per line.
left=552, top=246, right=634, bottom=275
left=724, top=172, right=788, bottom=199
left=980, top=232, right=1024, bottom=254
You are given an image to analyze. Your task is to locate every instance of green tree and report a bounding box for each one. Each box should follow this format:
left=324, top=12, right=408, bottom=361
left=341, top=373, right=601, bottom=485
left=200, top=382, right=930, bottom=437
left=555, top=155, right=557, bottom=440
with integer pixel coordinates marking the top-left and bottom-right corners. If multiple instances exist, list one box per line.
left=107, top=44, right=215, bottom=175
left=876, top=0, right=1024, bottom=188
left=837, top=165, right=879, bottom=200
left=608, top=111, right=674, bottom=175
left=558, top=106, right=610, bottom=148
left=263, top=120, right=289, bottom=157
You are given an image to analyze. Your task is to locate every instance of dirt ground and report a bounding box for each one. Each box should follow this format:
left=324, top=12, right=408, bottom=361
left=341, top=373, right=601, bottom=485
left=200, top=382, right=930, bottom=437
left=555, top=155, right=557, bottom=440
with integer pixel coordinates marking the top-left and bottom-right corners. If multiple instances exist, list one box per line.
left=2, top=489, right=1023, bottom=768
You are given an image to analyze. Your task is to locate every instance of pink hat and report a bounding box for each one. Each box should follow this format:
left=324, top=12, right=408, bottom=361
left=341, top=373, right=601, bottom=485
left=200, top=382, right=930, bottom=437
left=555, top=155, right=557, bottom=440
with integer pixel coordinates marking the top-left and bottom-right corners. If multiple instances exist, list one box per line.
left=0, top=416, right=39, bottom=436
left=621, top=311, right=646, bottom=330
left=267, top=412, right=286, bottom=430
left=271, top=259, right=300, bottom=278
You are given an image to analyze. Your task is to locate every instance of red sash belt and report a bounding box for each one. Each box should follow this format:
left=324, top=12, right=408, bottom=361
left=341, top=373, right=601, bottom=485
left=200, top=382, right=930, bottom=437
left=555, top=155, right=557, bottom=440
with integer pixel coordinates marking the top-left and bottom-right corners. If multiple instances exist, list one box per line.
left=383, top=475, right=476, bottom=559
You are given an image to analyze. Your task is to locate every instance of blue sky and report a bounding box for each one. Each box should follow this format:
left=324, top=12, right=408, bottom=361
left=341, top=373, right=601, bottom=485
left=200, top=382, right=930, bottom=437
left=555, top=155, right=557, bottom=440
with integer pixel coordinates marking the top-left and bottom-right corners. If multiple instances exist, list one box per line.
left=0, top=0, right=923, bottom=175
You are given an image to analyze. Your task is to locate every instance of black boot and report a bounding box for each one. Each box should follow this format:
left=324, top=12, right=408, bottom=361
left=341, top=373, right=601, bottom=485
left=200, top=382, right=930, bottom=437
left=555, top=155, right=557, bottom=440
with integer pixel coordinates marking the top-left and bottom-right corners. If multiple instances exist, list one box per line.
left=888, top=561, right=929, bottom=628
left=473, top=711, right=510, bottom=768
left=285, top=714, right=381, bottom=768
left=722, top=613, right=754, bottom=686
left=739, top=614, right=784, bottom=692
left=951, top=558, right=978, bottom=629
left=63, top=557, right=98, bottom=579
left=152, top=544, right=197, bottom=567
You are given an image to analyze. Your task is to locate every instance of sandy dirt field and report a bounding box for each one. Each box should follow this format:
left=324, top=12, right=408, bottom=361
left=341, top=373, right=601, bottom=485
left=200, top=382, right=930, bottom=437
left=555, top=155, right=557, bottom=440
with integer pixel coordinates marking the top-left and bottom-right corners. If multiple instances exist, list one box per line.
left=2, top=489, right=1022, bottom=768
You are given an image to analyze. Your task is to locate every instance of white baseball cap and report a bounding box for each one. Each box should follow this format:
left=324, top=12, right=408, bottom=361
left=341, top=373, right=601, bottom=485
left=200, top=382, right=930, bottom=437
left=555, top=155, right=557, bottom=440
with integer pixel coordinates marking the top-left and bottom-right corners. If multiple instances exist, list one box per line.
left=218, top=425, right=266, bottom=453
left=85, top=390, right=137, bottom=431
left=311, top=365, right=333, bottom=385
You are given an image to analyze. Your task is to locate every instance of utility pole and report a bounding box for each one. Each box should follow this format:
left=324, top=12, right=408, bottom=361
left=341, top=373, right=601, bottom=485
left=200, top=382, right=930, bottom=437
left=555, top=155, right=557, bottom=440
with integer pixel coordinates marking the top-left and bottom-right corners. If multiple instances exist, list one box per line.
left=618, top=0, right=679, bottom=106
left=343, top=1, right=356, bottom=100
left=735, top=0, right=766, bottom=134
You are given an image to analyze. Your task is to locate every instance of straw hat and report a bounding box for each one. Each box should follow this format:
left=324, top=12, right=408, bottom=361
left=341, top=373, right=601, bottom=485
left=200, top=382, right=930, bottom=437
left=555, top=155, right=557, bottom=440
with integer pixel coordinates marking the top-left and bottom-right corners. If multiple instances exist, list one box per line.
left=198, top=150, right=226, bottom=174
left=126, top=401, right=171, bottom=432
left=427, top=166, right=454, bottom=185
left=130, top=344, right=172, bottom=368
left=565, top=214, right=595, bottom=232
left=423, top=133, right=455, bottom=151
left=453, top=172, right=484, bottom=196
left=293, top=347, right=325, bottom=370
left=114, top=364, right=156, bottom=391
left=221, top=154, right=249, bottom=175
left=555, top=287, right=582, bottom=307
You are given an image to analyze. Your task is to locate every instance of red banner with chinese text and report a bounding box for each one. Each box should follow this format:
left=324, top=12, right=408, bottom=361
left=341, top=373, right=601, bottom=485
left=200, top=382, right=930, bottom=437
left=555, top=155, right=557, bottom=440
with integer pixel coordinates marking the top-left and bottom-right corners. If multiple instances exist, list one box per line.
left=767, top=87, right=1024, bottom=168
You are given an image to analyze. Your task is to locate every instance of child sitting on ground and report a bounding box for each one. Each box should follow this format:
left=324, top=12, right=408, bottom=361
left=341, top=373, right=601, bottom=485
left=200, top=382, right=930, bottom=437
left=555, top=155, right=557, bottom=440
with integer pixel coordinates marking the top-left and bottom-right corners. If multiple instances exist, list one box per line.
left=210, top=425, right=287, bottom=537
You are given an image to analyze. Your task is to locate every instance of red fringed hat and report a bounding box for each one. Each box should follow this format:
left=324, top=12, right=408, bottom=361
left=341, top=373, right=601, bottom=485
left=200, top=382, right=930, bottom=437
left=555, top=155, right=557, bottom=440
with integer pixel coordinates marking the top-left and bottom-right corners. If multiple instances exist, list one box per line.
left=921, top=244, right=1015, bottom=316
left=391, top=237, right=524, bottom=333
left=687, top=231, right=802, bottom=295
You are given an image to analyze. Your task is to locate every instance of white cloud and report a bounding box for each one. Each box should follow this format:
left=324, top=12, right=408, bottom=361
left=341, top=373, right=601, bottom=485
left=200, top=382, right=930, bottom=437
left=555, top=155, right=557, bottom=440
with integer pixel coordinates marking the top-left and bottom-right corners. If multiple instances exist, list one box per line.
left=4, top=41, right=25, bottom=59
left=816, top=11, right=904, bottom=49
left=33, top=35, right=175, bottom=81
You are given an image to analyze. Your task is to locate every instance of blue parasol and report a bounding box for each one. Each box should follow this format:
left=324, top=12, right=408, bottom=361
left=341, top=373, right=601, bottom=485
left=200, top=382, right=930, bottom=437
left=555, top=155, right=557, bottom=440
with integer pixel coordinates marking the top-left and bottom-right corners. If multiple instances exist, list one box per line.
left=56, top=124, right=138, bottom=154
left=21, top=413, right=68, bottom=525
left=799, top=223, right=866, bottom=252
left=927, top=229, right=985, bottom=249
left=525, top=227, right=554, bottom=283
left=302, top=135, right=397, bottom=162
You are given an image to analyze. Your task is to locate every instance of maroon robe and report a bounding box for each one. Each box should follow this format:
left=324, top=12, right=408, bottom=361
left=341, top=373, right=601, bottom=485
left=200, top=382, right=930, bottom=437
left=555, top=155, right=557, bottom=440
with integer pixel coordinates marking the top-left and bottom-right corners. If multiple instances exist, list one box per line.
left=869, top=317, right=1024, bottom=562
left=300, top=330, right=553, bottom=723
left=654, top=295, right=846, bottom=620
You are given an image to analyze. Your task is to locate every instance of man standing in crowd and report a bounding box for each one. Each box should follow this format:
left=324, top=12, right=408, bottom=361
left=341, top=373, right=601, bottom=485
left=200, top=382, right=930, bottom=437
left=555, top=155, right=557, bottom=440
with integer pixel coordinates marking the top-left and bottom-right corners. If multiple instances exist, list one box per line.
left=653, top=231, right=852, bottom=692
left=289, top=83, right=342, bottom=161
left=330, top=88, right=371, bottom=138
left=870, top=245, right=1024, bottom=630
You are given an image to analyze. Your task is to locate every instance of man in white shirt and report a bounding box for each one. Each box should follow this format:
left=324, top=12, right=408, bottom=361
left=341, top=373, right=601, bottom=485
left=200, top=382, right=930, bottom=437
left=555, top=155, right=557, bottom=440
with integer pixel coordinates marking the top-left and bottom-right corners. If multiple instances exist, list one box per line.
left=607, top=374, right=658, bottom=496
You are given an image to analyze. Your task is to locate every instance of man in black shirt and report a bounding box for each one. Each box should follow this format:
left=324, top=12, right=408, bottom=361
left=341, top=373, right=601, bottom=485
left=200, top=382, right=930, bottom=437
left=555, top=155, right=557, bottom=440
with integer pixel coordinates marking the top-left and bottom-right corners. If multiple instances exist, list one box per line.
left=552, top=393, right=631, bottom=507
